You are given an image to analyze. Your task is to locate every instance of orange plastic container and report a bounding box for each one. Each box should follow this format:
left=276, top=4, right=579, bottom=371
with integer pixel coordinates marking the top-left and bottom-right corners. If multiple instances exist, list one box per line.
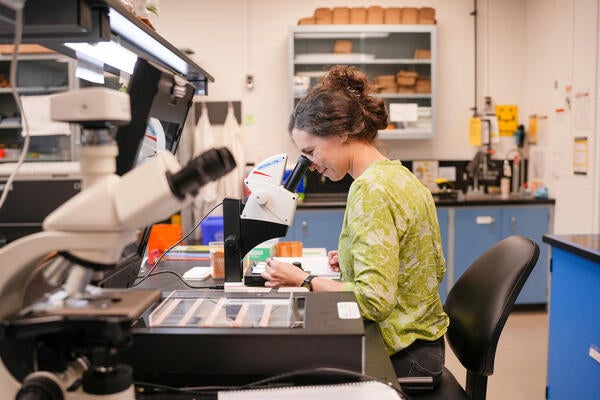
left=275, top=241, right=303, bottom=257
left=147, top=224, right=182, bottom=264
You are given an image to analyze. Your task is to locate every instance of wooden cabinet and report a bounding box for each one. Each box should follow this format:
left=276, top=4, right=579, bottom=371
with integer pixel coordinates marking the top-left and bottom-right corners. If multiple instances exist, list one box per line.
left=289, top=25, right=437, bottom=139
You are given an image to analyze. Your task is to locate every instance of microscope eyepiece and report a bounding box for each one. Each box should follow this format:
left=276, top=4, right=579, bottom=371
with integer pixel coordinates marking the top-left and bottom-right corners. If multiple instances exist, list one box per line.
left=284, top=155, right=311, bottom=193
left=167, top=147, right=236, bottom=199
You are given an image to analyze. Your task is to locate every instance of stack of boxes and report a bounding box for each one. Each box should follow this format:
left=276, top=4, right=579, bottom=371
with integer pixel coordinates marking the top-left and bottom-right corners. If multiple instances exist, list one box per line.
left=298, top=6, right=436, bottom=25
left=373, top=70, right=430, bottom=95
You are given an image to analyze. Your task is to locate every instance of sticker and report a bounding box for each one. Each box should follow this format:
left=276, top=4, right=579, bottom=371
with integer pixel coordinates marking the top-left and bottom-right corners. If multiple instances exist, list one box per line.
left=476, top=216, right=494, bottom=224
left=337, top=302, right=361, bottom=319
left=589, top=345, right=600, bottom=365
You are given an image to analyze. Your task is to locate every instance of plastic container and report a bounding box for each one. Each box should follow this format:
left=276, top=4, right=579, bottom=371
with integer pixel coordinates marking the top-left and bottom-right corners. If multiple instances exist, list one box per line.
left=276, top=241, right=303, bottom=257
left=147, top=224, right=182, bottom=264
left=200, top=216, right=224, bottom=245
left=209, top=241, right=225, bottom=279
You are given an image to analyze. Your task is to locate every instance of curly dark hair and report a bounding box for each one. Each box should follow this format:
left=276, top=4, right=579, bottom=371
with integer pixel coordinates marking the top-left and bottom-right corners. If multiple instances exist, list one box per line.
left=289, top=65, right=388, bottom=142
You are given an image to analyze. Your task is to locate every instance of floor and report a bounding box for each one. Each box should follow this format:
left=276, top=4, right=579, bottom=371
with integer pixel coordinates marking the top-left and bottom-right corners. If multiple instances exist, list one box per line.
left=444, top=309, right=549, bottom=400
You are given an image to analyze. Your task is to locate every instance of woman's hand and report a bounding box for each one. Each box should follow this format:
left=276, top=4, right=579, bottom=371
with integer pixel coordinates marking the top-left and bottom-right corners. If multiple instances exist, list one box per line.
left=261, top=258, right=308, bottom=288
left=328, top=250, right=340, bottom=272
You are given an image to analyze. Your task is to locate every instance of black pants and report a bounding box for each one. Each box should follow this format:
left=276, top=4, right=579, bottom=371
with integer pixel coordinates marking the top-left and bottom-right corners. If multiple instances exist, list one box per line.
left=389, top=336, right=445, bottom=389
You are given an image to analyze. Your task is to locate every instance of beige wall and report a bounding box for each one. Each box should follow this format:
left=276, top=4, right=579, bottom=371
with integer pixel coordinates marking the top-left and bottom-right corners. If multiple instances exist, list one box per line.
left=158, top=0, right=598, bottom=234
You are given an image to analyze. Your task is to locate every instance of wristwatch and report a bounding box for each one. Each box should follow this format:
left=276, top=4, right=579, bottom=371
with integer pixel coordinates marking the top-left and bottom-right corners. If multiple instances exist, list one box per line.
left=301, top=274, right=317, bottom=291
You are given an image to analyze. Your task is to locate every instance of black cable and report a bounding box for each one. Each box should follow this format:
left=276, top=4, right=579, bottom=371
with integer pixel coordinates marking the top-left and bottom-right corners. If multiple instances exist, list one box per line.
left=471, top=0, right=478, bottom=117
left=131, top=202, right=223, bottom=287
left=144, top=270, right=223, bottom=290
left=134, top=366, right=407, bottom=397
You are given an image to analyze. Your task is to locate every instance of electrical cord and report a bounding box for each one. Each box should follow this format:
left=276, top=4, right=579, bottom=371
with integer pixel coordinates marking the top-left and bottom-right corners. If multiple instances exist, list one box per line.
left=134, top=366, right=407, bottom=398
left=131, top=201, right=223, bottom=288
left=143, top=270, right=223, bottom=290
left=0, top=4, right=31, bottom=210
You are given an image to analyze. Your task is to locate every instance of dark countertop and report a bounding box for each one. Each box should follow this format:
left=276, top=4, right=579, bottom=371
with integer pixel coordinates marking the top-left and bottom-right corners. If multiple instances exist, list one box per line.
left=299, top=193, right=555, bottom=209
left=542, top=234, right=600, bottom=265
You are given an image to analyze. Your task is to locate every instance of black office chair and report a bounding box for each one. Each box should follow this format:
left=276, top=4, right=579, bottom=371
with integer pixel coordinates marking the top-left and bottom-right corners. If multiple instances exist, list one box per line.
left=405, top=235, right=540, bottom=400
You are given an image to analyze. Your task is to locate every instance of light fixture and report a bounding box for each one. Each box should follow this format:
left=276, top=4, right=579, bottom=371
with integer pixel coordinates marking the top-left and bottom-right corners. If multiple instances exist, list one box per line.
left=108, top=7, right=189, bottom=76
left=65, top=40, right=138, bottom=75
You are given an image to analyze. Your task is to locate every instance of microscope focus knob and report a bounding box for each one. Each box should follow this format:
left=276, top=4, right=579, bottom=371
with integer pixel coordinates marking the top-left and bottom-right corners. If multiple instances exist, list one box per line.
left=16, top=376, right=63, bottom=400
left=253, top=190, right=270, bottom=205
left=224, top=235, right=239, bottom=252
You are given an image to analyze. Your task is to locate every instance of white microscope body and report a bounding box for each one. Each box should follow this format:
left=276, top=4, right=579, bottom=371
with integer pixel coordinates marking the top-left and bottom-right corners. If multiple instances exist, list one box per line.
left=0, top=88, right=235, bottom=399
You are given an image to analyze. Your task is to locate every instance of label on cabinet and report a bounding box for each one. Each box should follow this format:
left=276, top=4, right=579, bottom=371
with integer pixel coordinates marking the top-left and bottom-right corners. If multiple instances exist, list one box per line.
left=589, top=345, right=600, bottom=365
left=476, top=216, right=494, bottom=224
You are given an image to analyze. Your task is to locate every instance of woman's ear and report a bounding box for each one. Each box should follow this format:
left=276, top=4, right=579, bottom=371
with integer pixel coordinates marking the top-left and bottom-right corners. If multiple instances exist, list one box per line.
left=339, top=134, right=349, bottom=143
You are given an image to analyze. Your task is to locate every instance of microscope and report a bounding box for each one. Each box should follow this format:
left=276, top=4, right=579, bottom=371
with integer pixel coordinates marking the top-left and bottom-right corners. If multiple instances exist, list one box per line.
left=0, top=87, right=236, bottom=399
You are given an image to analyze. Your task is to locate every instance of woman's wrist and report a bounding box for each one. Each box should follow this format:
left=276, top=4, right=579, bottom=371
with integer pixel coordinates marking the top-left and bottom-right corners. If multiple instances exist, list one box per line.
left=298, top=272, right=310, bottom=287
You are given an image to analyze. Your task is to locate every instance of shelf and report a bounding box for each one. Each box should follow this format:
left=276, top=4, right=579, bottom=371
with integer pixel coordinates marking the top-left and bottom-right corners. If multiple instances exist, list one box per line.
left=377, top=93, right=431, bottom=99
left=292, top=24, right=437, bottom=37
left=0, top=123, right=21, bottom=129
left=0, top=86, right=69, bottom=94
left=294, top=58, right=431, bottom=65
left=290, top=24, right=437, bottom=139
left=294, top=93, right=431, bottom=100
left=377, top=128, right=435, bottom=140
left=0, top=54, right=69, bottom=62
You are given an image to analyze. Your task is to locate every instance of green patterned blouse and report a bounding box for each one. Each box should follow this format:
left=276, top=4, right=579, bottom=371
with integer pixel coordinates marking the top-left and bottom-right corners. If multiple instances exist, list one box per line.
left=338, top=160, right=449, bottom=355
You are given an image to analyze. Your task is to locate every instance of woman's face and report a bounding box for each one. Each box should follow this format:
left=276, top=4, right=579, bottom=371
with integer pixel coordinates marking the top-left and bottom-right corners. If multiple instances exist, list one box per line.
left=292, top=128, right=349, bottom=181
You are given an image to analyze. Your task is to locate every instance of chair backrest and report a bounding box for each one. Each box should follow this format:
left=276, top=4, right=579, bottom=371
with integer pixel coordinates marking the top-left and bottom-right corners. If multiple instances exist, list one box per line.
left=445, top=235, right=540, bottom=376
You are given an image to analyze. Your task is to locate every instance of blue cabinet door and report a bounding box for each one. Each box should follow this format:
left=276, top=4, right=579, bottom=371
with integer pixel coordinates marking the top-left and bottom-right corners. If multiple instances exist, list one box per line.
left=436, top=209, right=449, bottom=302
left=500, top=206, right=549, bottom=304
left=546, top=248, right=600, bottom=399
left=291, top=209, right=345, bottom=252
left=454, top=208, right=502, bottom=281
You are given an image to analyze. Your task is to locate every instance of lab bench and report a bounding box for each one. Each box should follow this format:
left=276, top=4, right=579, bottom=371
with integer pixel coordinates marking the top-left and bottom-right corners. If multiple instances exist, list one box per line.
left=287, top=196, right=555, bottom=305
left=131, top=259, right=401, bottom=398
left=542, top=234, right=600, bottom=400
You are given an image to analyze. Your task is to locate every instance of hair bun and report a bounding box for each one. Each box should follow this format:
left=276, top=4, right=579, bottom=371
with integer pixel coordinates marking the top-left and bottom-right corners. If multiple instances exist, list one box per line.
left=322, top=65, right=371, bottom=98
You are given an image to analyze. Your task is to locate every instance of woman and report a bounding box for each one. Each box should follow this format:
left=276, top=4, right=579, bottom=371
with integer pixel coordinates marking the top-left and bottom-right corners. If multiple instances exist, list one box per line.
left=261, top=65, right=448, bottom=388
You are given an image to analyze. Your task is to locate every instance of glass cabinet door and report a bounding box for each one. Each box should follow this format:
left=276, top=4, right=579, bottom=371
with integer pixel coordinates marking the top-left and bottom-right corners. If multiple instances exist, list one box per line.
left=0, top=52, right=78, bottom=162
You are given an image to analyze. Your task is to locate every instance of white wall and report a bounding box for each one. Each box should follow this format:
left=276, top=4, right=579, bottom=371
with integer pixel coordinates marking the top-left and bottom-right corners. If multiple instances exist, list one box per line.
left=157, top=0, right=598, bottom=234
left=524, top=0, right=598, bottom=234
left=158, top=0, right=502, bottom=162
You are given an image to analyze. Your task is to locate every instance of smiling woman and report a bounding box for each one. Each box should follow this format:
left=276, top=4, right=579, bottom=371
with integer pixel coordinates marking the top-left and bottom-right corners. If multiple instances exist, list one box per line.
left=260, top=65, right=449, bottom=391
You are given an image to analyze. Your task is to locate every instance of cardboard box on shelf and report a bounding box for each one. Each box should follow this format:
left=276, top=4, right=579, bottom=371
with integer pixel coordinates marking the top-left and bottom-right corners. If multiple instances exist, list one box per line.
left=367, top=6, right=384, bottom=24
left=333, top=40, right=353, bottom=54
left=400, top=7, right=419, bottom=24
left=384, top=7, right=402, bottom=24
left=419, top=7, right=436, bottom=20
left=350, top=7, right=367, bottom=24
left=298, top=17, right=316, bottom=25
left=332, top=7, right=350, bottom=24
left=414, top=49, right=431, bottom=59
left=0, top=44, right=54, bottom=54
left=416, top=77, right=431, bottom=93
left=396, top=70, right=418, bottom=86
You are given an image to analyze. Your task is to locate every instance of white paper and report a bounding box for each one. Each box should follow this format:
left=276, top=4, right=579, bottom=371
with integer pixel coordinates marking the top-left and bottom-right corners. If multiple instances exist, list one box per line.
left=20, top=95, right=71, bottom=136
left=389, top=103, right=418, bottom=122
left=274, top=256, right=340, bottom=279
left=218, top=380, right=403, bottom=400
left=438, top=166, right=456, bottom=181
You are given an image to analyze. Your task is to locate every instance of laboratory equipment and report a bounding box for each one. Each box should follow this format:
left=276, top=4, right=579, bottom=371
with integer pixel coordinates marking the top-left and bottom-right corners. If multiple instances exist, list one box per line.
left=119, top=290, right=365, bottom=386
left=224, top=153, right=312, bottom=285
left=0, top=87, right=236, bottom=399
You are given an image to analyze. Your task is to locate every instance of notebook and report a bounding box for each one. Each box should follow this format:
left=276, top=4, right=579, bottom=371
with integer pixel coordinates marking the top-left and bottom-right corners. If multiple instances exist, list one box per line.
left=218, top=380, right=405, bottom=400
